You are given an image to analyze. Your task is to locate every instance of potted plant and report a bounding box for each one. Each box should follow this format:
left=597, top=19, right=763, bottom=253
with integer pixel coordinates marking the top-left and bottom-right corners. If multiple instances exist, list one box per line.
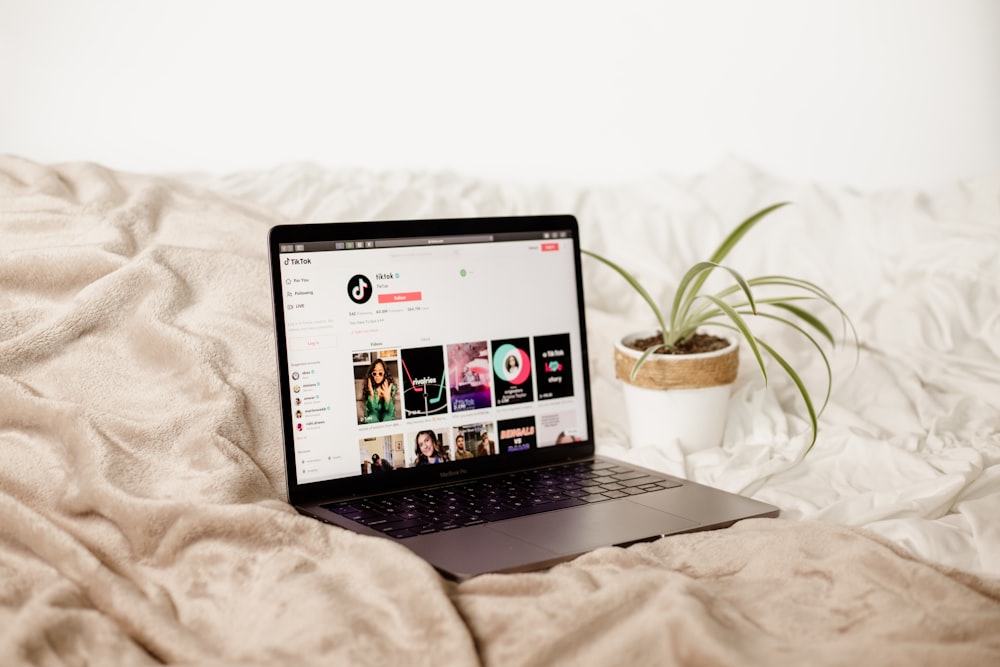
left=583, top=202, right=855, bottom=456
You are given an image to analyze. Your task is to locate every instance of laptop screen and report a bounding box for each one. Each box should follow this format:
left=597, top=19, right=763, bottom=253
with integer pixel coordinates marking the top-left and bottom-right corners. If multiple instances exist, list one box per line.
left=269, top=215, right=593, bottom=503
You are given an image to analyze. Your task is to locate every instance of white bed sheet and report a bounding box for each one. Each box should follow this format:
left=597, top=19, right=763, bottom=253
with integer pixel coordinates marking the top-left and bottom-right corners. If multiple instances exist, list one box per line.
left=181, top=158, right=1000, bottom=577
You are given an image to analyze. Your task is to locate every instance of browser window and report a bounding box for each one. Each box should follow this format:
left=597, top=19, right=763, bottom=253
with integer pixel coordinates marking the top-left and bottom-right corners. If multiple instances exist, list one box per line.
left=278, top=232, right=588, bottom=484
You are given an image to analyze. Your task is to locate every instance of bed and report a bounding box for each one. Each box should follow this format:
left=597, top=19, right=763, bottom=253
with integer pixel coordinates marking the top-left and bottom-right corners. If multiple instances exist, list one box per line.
left=2, top=155, right=999, bottom=665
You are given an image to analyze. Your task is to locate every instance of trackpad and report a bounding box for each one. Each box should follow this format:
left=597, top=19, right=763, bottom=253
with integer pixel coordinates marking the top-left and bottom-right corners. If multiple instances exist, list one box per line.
left=491, top=500, right=698, bottom=555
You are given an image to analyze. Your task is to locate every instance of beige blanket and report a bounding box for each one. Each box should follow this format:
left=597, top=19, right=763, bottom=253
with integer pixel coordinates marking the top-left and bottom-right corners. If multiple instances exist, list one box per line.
left=2, top=157, right=999, bottom=665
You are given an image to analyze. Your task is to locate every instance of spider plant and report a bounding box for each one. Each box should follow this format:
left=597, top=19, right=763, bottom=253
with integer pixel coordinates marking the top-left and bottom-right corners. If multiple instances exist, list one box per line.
left=582, top=202, right=856, bottom=454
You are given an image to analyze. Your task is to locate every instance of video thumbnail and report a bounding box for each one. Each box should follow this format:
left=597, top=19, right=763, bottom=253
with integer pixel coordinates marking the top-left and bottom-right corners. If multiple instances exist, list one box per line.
left=407, top=429, right=450, bottom=467
left=536, top=410, right=583, bottom=447
left=450, top=422, right=497, bottom=459
left=401, top=346, right=449, bottom=418
left=497, top=415, right=537, bottom=454
left=359, top=433, right=405, bottom=474
left=353, top=350, right=402, bottom=424
left=447, top=341, right=493, bottom=412
left=533, top=333, right=574, bottom=401
left=492, top=337, right=534, bottom=406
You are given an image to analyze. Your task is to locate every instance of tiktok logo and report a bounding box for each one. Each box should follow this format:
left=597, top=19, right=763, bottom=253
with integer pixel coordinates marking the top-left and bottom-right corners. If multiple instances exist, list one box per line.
left=348, top=274, right=372, bottom=304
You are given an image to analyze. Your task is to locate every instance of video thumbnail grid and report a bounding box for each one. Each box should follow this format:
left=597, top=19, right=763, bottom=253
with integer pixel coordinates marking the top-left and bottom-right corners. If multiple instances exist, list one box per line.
left=351, top=333, right=581, bottom=474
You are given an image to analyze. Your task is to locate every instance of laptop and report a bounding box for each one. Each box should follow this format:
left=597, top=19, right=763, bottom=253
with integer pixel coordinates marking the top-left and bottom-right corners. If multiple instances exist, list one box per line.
left=268, top=214, right=778, bottom=580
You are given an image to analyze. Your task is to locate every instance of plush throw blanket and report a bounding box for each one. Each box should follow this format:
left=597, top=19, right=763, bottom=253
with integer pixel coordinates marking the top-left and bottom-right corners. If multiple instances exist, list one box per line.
left=1, top=156, right=999, bottom=665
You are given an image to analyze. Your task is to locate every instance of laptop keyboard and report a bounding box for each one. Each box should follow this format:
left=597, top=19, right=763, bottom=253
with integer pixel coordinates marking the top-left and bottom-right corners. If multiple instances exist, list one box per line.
left=322, top=460, right=681, bottom=539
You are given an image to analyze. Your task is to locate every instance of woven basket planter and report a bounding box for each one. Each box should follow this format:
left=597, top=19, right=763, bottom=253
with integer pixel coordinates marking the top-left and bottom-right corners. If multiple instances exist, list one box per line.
left=614, top=330, right=739, bottom=453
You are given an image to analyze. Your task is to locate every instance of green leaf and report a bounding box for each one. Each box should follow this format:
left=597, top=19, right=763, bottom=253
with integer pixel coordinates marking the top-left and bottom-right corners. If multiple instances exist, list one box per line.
left=748, top=276, right=860, bottom=354
left=582, top=250, right=669, bottom=338
left=717, top=274, right=859, bottom=353
left=737, top=310, right=833, bottom=415
left=630, top=344, right=665, bottom=381
left=698, top=294, right=767, bottom=383
left=670, top=261, right=718, bottom=338
left=770, top=303, right=835, bottom=347
left=672, top=262, right=756, bottom=344
left=708, top=202, right=792, bottom=264
left=684, top=202, right=791, bottom=303
left=755, top=338, right=820, bottom=455
left=748, top=275, right=835, bottom=302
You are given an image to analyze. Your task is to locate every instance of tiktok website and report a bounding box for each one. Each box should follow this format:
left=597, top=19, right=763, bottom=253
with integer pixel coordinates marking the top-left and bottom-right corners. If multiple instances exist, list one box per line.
left=280, top=233, right=588, bottom=484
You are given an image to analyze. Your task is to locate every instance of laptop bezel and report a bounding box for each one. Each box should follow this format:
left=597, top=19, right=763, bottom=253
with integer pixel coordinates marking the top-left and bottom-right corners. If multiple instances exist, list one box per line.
left=268, top=214, right=596, bottom=507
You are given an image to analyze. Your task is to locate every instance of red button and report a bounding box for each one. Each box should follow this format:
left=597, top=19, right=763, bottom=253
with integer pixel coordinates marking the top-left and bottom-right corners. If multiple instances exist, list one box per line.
left=378, top=291, right=423, bottom=303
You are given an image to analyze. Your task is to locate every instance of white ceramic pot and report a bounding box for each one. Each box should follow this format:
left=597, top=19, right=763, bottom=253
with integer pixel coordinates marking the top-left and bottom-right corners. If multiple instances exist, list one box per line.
left=615, top=331, right=739, bottom=453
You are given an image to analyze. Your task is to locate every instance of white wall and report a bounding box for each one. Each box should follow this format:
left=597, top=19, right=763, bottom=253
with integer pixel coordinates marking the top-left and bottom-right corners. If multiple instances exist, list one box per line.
left=2, top=0, right=998, bottom=189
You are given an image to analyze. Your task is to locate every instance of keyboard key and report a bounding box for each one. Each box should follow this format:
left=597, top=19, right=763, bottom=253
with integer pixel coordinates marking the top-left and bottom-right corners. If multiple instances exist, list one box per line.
left=358, top=516, right=394, bottom=527
left=621, top=476, right=664, bottom=487
left=612, top=470, right=651, bottom=481
left=325, top=503, right=362, bottom=514
left=384, top=528, right=419, bottom=539
left=461, top=518, right=486, bottom=527
left=482, top=497, right=584, bottom=522
left=374, top=517, right=426, bottom=532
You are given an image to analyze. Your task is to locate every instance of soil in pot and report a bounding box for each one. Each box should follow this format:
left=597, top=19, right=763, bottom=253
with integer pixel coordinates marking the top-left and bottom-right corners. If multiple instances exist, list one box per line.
left=625, top=332, right=730, bottom=355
